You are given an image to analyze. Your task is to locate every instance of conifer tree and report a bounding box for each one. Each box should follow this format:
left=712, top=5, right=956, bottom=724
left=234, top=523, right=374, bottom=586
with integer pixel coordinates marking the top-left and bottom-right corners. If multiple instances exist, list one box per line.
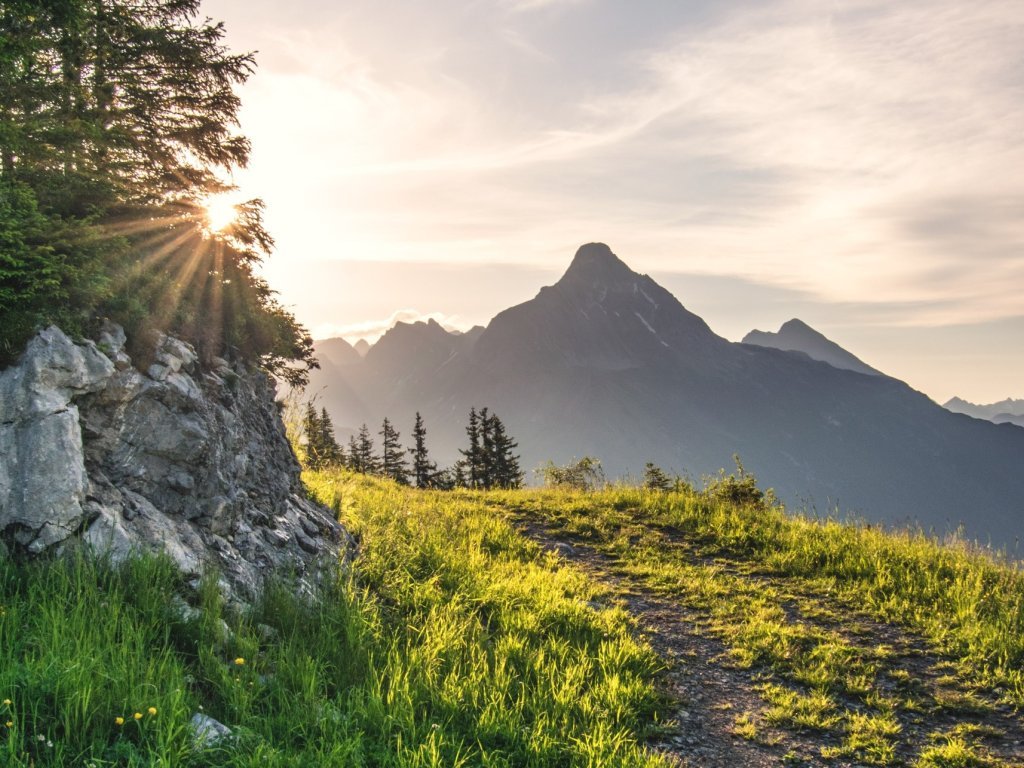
left=408, top=412, right=437, bottom=488
left=460, top=407, right=482, bottom=489
left=452, top=460, right=468, bottom=490
left=350, top=423, right=379, bottom=475
left=347, top=434, right=362, bottom=472
left=301, top=404, right=341, bottom=469
left=431, top=466, right=457, bottom=491
left=0, top=1, right=254, bottom=203
left=302, top=403, right=322, bottom=469
left=456, top=407, right=523, bottom=490
left=379, top=417, right=409, bottom=485
left=643, top=462, right=673, bottom=491
left=318, top=407, right=342, bottom=466
left=484, top=412, right=523, bottom=489
left=479, top=407, right=494, bottom=488
left=0, top=1, right=316, bottom=380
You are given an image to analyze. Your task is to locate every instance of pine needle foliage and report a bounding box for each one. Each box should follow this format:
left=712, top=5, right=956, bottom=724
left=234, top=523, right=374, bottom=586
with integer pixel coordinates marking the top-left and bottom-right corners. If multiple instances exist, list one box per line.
left=0, top=1, right=315, bottom=381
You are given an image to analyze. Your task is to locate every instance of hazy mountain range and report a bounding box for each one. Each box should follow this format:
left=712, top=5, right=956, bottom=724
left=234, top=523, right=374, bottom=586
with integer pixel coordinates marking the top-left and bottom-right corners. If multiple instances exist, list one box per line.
left=943, top=397, right=1024, bottom=428
left=310, top=243, right=1024, bottom=550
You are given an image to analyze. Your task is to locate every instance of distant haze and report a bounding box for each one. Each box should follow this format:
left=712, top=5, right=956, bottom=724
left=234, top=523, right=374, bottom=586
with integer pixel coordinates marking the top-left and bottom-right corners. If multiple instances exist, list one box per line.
left=203, top=0, right=1023, bottom=404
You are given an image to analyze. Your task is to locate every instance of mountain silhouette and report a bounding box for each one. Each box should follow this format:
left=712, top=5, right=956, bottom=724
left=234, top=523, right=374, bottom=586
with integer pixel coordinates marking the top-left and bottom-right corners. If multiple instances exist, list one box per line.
left=944, top=396, right=1024, bottom=424
left=309, top=244, right=1024, bottom=550
left=743, top=319, right=881, bottom=376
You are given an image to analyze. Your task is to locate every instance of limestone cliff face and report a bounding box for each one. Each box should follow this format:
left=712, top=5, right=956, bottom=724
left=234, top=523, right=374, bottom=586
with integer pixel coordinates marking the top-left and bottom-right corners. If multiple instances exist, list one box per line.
left=0, top=326, right=350, bottom=602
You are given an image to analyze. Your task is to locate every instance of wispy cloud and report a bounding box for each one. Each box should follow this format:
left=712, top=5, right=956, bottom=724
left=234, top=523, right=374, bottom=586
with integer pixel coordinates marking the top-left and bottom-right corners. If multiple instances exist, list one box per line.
left=512, top=0, right=1021, bottom=322
left=209, top=0, right=1024, bottom=401
left=500, top=0, right=592, bottom=13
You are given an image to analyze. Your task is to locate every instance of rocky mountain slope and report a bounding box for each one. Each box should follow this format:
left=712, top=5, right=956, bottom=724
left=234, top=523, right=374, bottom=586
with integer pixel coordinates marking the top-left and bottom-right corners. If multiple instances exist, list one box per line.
left=0, top=326, right=349, bottom=602
left=309, top=244, right=1024, bottom=550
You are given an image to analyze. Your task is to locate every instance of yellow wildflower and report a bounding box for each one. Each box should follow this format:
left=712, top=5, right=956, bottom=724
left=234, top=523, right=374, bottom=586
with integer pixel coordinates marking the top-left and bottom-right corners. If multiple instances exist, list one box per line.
left=147, top=706, right=157, bottom=716
left=234, top=657, right=245, bottom=666
left=4, top=721, right=12, bottom=728
left=133, top=712, right=142, bottom=720
left=114, top=717, right=124, bottom=726
left=2, top=699, right=10, bottom=706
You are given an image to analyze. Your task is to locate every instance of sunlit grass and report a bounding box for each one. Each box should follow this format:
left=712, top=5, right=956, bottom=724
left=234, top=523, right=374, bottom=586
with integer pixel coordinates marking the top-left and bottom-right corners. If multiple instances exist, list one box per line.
left=3, top=467, right=1021, bottom=766
left=486, top=480, right=1024, bottom=766
left=0, top=471, right=670, bottom=767
left=488, top=484, right=1024, bottom=703
left=915, top=730, right=1001, bottom=767
left=306, top=471, right=669, bottom=768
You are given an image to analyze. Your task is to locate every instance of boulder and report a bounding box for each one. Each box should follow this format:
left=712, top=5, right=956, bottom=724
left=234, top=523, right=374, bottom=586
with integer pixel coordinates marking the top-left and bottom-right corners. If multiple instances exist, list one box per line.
left=189, top=712, right=232, bottom=746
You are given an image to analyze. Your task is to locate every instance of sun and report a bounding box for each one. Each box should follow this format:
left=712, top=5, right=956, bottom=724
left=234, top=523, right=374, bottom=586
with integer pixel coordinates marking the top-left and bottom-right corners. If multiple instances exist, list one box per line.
left=202, top=193, right=240, bottom=233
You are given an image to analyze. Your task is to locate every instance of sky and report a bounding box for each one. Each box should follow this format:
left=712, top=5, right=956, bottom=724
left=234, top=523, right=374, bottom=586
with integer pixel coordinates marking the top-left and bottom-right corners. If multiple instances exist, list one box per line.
left=201, top=0, right=1023, bottom=405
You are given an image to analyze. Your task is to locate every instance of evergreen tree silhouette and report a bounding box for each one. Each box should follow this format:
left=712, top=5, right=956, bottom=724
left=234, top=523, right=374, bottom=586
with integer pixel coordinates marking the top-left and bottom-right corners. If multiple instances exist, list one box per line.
left=643, top=462, right=673, bottom=491
left=318, top=407, right=342, bottom=466
left=351, top=424, right=380, bottom=475
left=456, top=407, right=523, bottom=489
left=460, top=407, right=482, bottom=488
left=301, top=404, right=341, bottom=469
left=408, top=412, right=438, bottom=488
left=479, top=407, right=495, bottom=488
left=380, top=417, right=409, bottom=484
left=347, top=434, right=363, bottom=472
left=452, top=460, right=468, bottom=489
left=485, top=412, right=523, bottom=489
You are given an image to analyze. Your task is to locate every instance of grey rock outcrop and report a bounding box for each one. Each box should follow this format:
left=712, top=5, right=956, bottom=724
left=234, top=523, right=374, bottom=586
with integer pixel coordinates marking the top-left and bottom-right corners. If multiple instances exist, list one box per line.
left=190, top=712, right=233, bottom=746
left=0, top=326, right=350, bottom=602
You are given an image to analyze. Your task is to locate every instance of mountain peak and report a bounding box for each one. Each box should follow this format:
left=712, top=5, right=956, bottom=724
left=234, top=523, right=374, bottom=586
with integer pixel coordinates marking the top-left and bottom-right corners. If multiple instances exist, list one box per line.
left=743, top=319, right=881, bottom=376
left=778, top=318, right=814, bottom=334
left=560, top=243, right=636, bottom=286
left=475, top=243, right=724, bottom=372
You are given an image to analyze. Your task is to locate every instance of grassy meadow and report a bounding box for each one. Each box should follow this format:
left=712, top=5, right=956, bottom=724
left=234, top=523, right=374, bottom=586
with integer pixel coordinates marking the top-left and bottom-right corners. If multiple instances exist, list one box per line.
left=1, top=467, right=1022, bottom=766
left=0, top=471, right=668, bottom=767
left=484, top=475, right=1024, bottom=766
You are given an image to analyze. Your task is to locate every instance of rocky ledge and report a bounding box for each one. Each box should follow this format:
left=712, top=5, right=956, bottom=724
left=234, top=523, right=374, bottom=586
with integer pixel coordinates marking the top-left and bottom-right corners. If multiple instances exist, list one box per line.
left=0, top=326, right=350, bottom=603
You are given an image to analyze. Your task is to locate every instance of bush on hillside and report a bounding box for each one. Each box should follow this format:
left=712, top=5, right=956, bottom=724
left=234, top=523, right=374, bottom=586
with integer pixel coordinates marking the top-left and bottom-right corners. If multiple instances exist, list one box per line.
left=704, top=456, right=773, bottom=509
left=538, top=456, right=606, bottom=490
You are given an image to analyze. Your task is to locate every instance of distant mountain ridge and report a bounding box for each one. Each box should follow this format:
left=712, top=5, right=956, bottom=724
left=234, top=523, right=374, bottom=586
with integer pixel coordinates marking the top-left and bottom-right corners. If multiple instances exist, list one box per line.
left=309, top=243, right=1024, bottom=550
left=743, top=318, right=881, bottom=376
left=944, top=396, right=1024, bottom=426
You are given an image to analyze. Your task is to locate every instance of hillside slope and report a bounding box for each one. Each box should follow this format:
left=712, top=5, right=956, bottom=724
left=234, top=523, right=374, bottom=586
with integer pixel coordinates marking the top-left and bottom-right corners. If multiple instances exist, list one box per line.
left=485, top=476, right=1024, bottom=767
left=315, top=470, right=1024, bottom=766
left=4, top=470, right=1023, bottom=765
